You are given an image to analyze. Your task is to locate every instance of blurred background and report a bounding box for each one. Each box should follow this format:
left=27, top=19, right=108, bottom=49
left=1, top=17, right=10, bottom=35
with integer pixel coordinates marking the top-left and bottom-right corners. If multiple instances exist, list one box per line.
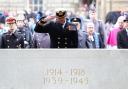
left=0, top=0, right=128, bottom=20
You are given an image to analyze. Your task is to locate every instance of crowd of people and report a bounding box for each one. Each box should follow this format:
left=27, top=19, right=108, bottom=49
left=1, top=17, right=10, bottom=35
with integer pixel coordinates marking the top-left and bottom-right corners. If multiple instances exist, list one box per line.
left=0, top=8, right=128, bottom=49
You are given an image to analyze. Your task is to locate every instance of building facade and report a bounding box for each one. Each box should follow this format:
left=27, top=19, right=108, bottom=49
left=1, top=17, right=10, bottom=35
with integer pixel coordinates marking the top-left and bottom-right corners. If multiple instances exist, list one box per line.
left=0, top=0, right=80, bottom=12
left=42, top=0, right=79, bottom=12
left=0, top=0, right=28, bottom=11
left=0, top=0, right=128, bottom=20
left=97, top=0, right=128, bottom=20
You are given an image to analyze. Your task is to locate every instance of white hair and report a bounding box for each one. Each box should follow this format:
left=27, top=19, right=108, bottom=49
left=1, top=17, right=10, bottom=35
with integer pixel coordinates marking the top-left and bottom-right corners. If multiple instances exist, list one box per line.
left=114, top=16, right=125, bottom=27
left=86, top=22, right=94, bottom=28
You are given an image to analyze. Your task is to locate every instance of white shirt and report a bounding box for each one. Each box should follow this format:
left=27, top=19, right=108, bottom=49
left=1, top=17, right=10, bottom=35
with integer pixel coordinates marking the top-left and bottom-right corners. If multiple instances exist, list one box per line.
left=88, top=35, right=94, bottom=41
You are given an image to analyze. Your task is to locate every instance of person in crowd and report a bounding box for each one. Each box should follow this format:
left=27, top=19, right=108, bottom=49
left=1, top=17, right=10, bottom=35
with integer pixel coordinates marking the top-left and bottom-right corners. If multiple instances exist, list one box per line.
left=32, top=32, right=50, bottom=48
left=0, top=12, right=8, bottom=35
left=87, top=9, right=105, bottom=47
left=70, top=17, right=86, bottom=48
left=34, top=10, right=78, bottom=48
left=105, top=11, right=121, bottom=40
left=84, top=22, right=104, bottom=48
left=36, top=11, right=43, bottom=22
left=0, top=23, right=7, bottom=35
left=28, top=17, right=36, bottom=34
left=0, top=16, right=24, bottom=48
left=117, top=16, right=128, bottom=48
left=107, top=16, right=125, bottom=49
left=16, top=15, right=33, bottom=48
left=32, top=14, right=51, bottom=48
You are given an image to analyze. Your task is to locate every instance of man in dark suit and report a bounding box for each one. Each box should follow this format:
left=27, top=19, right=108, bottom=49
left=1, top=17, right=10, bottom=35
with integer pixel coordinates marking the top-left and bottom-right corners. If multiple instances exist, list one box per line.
left=117, top=16, right=128, bottom=48
left=0, top=16, right=24, bottom=48
left=34, top=10, right=78, bottom=48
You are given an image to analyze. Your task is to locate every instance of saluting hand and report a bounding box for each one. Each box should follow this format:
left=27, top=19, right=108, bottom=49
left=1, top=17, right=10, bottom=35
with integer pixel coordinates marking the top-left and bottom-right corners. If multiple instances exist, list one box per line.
left=42, top=15, right=56, bottom=22
left=39, top=15, right=56, bottom=25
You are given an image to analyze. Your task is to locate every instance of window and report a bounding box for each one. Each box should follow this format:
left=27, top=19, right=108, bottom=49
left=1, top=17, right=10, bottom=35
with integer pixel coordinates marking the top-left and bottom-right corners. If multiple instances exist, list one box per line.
left=34, top=0, right=37, bottom=4
left=29, top=0, right=43, bottom=11
left=39, top=0, right=42, bottom=4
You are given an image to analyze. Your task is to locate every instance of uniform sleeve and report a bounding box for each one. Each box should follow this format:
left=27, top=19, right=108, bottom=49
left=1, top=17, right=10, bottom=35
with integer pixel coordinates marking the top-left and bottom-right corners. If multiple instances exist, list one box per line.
left=0, top=35, right=5, bottom=48
left=34, top=21, right=53, bottom=33
left=24, top=28, right=33, bottom=48
left=28, top=31, right=33, bottom=48
left=73, top=31, right=78, bottom=48
left=70, top=26, right=78, bottom=48
left=21, top=35, right=25, bottom=48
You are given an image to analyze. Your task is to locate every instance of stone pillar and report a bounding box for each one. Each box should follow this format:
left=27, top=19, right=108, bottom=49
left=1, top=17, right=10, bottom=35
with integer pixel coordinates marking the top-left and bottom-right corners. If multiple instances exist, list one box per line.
left=100, top=0, right=106, bottom=20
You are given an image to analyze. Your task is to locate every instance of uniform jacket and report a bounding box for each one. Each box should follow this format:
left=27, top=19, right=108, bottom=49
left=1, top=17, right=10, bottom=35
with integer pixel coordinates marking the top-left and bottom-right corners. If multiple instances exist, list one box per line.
left=77, top=30, right=86, bottom=48
left=34, top=21, right=78, bottom=48
left=32, top=32, right=50, bottom=48
left=17, top=27, right=33, bottom=48
left=0, top=30, right=24, bottom=48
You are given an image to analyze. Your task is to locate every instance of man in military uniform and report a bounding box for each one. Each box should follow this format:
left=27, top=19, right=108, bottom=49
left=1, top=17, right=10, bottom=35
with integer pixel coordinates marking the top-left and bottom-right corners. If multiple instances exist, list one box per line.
left=70, top=17, right=86, bottom=48
left=0, top=16, right=24, bottom=48
left=16, top=15, right=33, bottom=48
left=34, top=10, right=78, bottom=48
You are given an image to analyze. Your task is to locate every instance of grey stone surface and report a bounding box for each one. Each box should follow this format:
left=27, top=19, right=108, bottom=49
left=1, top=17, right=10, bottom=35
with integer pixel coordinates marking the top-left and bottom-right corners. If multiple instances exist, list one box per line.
left=0, top=49, right=128, bottom=89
